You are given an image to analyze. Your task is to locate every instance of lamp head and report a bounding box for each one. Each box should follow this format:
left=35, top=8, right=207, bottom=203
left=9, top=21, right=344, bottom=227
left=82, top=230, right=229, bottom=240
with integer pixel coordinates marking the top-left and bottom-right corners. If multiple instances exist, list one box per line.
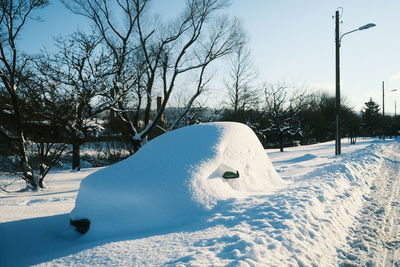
left=358, top=23, right=376, bottom=31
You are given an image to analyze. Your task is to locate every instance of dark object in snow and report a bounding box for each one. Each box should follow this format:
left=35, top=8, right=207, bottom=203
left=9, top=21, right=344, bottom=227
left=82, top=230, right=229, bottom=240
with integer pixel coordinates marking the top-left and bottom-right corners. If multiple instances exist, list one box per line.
left=223, top=171, right=239, bottom=179
left=70, top=218, right=90, bottom=234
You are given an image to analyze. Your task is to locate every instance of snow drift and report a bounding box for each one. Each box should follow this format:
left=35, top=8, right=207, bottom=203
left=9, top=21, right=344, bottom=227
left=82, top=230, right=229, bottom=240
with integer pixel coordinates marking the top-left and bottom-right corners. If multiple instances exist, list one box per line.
left=70, top=122, right=282, bottom=237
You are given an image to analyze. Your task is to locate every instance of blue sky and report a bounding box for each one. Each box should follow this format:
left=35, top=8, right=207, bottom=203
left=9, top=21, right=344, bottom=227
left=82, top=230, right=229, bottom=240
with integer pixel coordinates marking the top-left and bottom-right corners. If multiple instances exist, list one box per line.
left=19, top=0, right=400, bottom=114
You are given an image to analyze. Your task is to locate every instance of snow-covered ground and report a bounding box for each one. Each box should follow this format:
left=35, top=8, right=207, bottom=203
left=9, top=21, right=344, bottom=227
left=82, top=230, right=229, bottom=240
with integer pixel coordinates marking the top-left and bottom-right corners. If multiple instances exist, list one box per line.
left=1, top=124, right=399, bottom=266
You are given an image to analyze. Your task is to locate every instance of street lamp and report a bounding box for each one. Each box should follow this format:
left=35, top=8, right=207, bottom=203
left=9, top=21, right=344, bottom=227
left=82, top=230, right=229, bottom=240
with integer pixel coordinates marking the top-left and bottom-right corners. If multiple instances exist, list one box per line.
left=382, top=86, right=399, bottom=140
left=335, top=10, right=376, bottom=155
left=393, top=89, right=398, bottom=117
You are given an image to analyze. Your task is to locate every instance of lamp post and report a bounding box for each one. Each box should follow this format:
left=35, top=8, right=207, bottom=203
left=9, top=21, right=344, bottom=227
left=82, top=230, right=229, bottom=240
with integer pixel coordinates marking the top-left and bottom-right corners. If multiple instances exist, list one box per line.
left=382, top=87, right=399, bottom=139
left=393, top=89, right=400, bottom=139
left=335, top=10, right=375, bottom=155
left=383, top=81, right=385, bottom=140
left=391, top=89, right=398, bottom=117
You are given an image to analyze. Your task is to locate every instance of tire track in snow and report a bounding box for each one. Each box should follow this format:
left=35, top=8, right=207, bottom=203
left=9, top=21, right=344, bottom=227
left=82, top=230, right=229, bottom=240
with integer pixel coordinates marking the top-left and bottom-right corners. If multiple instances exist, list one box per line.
left=338, top=145, right=400, bottom=266
left=383, top=171, right=400, bottom=266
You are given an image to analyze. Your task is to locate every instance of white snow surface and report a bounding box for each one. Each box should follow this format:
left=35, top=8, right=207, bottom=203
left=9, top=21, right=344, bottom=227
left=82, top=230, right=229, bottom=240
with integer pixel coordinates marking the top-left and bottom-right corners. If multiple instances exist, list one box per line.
left=1, top=124, right=400, bottom=266
left=70, top=122, right=283, bottom=238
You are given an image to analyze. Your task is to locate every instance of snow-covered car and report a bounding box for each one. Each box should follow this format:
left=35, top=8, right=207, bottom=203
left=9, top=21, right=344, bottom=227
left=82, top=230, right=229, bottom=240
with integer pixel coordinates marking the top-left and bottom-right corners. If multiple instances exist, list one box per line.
left=70, top=122, right=282, bottom=237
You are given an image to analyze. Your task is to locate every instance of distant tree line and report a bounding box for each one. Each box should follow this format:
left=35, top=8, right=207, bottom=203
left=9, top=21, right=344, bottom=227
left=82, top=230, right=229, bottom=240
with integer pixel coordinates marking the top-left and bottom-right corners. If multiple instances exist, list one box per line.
left=222, top=89, right=400, bottom=150
left=0, top=0, right=398, bottom=190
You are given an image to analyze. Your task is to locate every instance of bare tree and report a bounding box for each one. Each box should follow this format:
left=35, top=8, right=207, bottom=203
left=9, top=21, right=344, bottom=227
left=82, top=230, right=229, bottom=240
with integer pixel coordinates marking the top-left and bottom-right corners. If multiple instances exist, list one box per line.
left=132, top=1, right=243, bottom=150
left=0, top=59, right=68, bottom=189
left=64, top=0, right=244, bottom=152
left=225, top=44, right=259, bottom=121
left=38, top=32, right=113, bottom=170
left=22, top=76, right=69, bottom=185
left=0, top=0, right=50, bottom=189
left=63, top=0, right=149, bottom=151
left=263, top=82, right=307, bottom=152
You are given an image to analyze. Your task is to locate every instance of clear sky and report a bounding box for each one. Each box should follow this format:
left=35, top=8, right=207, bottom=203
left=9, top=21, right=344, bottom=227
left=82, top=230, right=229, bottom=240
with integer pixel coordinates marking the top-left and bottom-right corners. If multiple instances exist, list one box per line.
left=18, top=0, right=400, bottom=114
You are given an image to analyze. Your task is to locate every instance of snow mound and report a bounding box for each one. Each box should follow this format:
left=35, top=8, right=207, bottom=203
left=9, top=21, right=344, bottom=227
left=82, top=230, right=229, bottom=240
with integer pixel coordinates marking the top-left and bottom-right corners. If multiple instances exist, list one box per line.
left=70, top=122, right=282, bottom=237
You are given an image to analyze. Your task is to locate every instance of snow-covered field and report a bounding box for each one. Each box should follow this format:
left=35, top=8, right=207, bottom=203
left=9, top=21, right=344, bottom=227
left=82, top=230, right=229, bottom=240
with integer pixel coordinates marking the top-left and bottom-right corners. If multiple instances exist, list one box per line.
left=1, top=123, right=399, bottom=266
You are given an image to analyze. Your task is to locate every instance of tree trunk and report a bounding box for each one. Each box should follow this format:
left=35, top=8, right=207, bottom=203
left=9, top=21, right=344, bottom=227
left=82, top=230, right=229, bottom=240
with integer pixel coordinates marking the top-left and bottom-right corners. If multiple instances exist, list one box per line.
left=279, top=132, right=284, bottom=152
left=72, top=142, right=81, bottom=171
left=38, top=176, right=45, bottom=188
left=144, top=96, right=152, bottom=126
left=14, top=105, right=38, bottom=188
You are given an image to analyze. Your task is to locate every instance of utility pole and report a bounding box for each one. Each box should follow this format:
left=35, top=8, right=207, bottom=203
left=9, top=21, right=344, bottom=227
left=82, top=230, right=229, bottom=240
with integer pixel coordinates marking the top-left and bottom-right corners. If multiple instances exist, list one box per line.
left=335, top=10, right=341, bottom=155
left=382, top=81, right=385, bottom=140
left=333, top=9, right=375, bottom=155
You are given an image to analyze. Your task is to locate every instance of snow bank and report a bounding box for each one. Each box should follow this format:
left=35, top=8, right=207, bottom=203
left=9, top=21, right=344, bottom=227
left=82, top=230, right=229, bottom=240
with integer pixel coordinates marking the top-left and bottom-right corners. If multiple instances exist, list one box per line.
left=252, top=142, right=398, bottom=266
left=70, top=122, right=282, bottom=237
